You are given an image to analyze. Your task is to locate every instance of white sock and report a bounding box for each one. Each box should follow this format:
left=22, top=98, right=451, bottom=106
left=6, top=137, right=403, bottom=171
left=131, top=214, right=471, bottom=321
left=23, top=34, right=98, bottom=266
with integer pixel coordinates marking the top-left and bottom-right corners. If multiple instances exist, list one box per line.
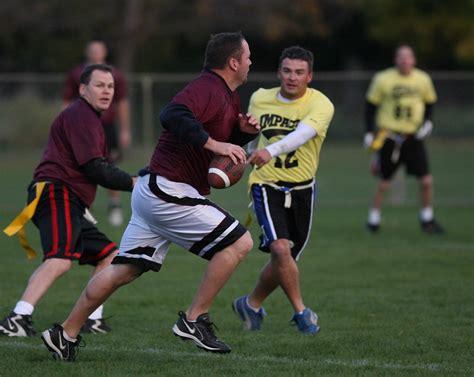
left=246, top=296, right=260, bottom=313
left=13, top=301, right=34, bottom=316
left=368, top=208, right=381, bottom=225
left=420, top=207, right=434, bottom=222
left=62, top=330, right=77, bottom=343
left=88, top=304, right=104, bottom=320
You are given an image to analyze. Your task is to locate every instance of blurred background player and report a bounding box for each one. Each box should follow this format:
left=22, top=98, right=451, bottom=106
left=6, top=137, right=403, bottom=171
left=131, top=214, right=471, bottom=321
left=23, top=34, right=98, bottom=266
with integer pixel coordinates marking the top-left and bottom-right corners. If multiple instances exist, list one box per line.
left=233, top=46, right=334, bottom=335
left=41, top=32, right=259, bottom=361
left=0, top=65, right=135, bottom=337
left=364, top=45, right=444, bottom=234
left=64, top=40, right=132, bottom=226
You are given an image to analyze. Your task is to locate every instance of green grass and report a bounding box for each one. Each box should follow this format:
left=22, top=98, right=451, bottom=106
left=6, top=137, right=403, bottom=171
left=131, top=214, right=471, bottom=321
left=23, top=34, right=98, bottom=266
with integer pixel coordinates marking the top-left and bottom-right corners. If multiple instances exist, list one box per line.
left=0, top=140, right=473, bottom=376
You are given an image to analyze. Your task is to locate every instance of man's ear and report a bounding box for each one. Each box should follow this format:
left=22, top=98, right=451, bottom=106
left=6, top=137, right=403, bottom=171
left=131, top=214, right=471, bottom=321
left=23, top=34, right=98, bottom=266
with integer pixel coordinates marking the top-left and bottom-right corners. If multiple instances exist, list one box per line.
left=79, top=83, right=86, bottom=96
left=229, top=57, right=238, bottom=72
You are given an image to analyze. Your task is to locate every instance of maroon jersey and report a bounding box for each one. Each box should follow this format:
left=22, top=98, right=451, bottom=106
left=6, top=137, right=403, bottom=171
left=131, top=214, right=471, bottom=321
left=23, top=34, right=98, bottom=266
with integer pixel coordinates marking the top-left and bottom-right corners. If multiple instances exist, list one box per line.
left=150, top=71, right=241, bottom=195
left=34, top=98, right=107, bottom=207
left=63, top=64, right=127, bottom=125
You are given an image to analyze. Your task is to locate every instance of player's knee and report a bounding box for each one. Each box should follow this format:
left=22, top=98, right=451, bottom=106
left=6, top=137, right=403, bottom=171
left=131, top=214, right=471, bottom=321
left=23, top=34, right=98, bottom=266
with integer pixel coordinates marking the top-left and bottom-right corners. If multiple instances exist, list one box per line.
left=379, top=180, right=391, bottom=191
left=421, top=174, right=433, bottom=188
left=110, top=264, right=143, bottom=286
left=233, top=231, right=253, bottom=260
left=43, top=257, right=73, bottom=276
left=270, top=239, right=292, bottom=259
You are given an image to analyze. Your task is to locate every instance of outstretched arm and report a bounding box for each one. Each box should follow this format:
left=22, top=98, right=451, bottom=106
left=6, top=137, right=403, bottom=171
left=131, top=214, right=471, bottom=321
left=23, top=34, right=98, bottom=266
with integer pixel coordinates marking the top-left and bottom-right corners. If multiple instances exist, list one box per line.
left=248, top=122, right=316, bottom=168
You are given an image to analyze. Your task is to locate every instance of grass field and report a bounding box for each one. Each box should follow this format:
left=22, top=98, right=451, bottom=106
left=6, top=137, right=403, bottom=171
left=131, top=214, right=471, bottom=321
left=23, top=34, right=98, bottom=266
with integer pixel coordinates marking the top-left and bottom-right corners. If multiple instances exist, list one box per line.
left=0, top=140, right=473, bottom=376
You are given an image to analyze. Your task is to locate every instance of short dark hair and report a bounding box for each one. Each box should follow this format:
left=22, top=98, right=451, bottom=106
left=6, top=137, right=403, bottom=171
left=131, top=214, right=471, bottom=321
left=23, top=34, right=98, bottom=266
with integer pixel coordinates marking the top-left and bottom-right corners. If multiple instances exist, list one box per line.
left=203, top=31, right=246, bottom=70
left=279, top=46, right=314, bottom=72
left=80, top=64, right=113, bottom=85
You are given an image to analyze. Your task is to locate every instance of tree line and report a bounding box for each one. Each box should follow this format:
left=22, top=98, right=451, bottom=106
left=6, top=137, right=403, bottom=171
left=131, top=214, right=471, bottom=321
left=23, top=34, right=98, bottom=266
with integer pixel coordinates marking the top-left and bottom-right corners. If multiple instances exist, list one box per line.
left=0, top=0, right=472, bottom=72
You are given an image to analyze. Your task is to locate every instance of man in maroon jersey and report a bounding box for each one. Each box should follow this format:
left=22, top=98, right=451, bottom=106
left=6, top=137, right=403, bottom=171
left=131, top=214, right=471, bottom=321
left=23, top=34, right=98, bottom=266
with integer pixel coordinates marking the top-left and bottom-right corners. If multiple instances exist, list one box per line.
left=0, top=65, right=135, bottom=338
left=42, top=32, right=259, bottom=361
left=64, top=40, right=131, bottom=227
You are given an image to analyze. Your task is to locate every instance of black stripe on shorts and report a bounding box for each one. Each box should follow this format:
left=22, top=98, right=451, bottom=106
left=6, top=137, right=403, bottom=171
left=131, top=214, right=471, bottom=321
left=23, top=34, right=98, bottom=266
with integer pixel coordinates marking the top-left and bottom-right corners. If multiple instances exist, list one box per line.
left=112, top=246, right=162, bottom=272
left=147, top=173, right=246, bottom=260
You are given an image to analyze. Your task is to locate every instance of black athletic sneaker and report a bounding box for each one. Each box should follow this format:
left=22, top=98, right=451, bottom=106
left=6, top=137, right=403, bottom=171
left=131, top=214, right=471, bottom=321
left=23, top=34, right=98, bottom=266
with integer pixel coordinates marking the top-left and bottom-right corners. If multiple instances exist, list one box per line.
left=172, top=311, right=231, bottom=353
left=41, top=324, right=83, bottom=361
left=421, top=219, right=445, bottom=234
left=80, top=318, right=111, bottom=334
left=0, top=311, right=36, bottom=337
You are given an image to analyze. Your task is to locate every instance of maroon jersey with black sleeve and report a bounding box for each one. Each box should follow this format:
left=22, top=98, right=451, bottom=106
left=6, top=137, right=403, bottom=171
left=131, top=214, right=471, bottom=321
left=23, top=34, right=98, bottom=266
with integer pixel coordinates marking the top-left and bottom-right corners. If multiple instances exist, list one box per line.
left=150, top=70, right=241, bottom=195
left=63, top=64, right=127, bottom=125
left=34, top=98, right=107, bottom=207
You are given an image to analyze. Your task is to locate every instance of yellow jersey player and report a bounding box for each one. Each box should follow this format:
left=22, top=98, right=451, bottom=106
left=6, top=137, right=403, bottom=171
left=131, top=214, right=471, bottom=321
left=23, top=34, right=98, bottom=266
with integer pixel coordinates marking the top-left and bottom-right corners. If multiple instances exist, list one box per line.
left=364, top=45, right=444, bottom=234
left=233, top=46, right=334, bottom=334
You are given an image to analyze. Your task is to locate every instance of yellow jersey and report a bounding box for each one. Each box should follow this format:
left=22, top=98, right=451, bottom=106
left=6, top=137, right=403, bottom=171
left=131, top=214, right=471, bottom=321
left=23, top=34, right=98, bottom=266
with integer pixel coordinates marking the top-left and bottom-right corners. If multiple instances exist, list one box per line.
left=366, top=68, right=437, bottom=134
left=248, top=87, right=334, bottom=187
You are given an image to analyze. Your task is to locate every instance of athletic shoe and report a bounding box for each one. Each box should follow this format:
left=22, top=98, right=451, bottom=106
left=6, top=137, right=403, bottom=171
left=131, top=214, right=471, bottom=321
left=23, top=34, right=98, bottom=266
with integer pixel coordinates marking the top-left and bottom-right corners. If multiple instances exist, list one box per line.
left=291, top=308, right=320, bottom=335
left=41, top=324, right=83, bottom=361
left=108, top=203, right=123, bottom=227
left=367, top=223, right=380, bottom=233
left=421, top=219, right=445, bottom=234
left=232, top=295, right=267, bottom=330
left=172, top=311, right=231, bottom=353
left=0, top=311, right=36, bottom=337
left=80, top=318, right=111, bottom=334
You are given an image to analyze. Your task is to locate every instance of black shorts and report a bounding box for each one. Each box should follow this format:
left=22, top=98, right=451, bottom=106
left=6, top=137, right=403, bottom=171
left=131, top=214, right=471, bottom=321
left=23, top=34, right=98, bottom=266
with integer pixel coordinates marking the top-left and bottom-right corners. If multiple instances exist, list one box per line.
left=251, top=180, right=315, bottom=261
left=28, top=181, right=118, bottom=265
left=377, top=137, right=430, bottom=180
left=102, top=122, right=122, bottom=163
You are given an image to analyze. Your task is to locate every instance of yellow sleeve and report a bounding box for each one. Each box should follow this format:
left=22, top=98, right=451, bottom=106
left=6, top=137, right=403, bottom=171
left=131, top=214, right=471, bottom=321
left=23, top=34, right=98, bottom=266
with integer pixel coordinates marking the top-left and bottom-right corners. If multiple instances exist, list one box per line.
left=423, top=74, right=437, bottom=104
left=248, top=89, right=263, bottom=114
left=366, top=73, right=384, bottom=105
left=301, top=95, right=334, bottom=138
left=248, top=92, right=256, bottom=113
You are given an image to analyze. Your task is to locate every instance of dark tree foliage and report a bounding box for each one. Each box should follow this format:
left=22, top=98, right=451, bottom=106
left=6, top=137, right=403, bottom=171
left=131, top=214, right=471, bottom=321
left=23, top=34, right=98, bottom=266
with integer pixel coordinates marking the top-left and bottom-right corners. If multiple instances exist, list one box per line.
left=0, top=0, right=472, bottom=72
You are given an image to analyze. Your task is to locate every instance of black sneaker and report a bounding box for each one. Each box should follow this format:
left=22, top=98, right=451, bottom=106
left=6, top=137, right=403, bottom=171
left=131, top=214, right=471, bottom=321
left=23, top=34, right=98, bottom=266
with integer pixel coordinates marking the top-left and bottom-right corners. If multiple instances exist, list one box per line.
left=367, top=223, right=380, bottom=233
left=80, top=318, right=111, bottom=334
left=0, top=311, right=36, bottom=337
left=172, top=311, right=231, bottom=353
left=41, top=324, right=83, bottom=361
left=421, top=219, right=445, bottom=234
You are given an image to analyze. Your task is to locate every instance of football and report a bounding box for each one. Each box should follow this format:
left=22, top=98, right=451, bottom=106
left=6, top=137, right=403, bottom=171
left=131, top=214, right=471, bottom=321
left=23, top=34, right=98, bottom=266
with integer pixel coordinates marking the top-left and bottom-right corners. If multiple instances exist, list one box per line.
left=208, top=155, right=246, bottom=189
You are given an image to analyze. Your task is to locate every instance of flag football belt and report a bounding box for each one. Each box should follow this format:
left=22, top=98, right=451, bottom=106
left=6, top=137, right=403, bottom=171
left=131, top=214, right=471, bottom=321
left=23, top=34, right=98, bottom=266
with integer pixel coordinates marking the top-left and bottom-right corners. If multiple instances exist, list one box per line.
left=266, top=180, right=315, bottom=209
left=244, top=179, right=314, bottom=227
left=3, top=181, right=47, bottom=259
left=3, top=182, right=99, bottom=259
left=371, top=129, right=415, bottom=163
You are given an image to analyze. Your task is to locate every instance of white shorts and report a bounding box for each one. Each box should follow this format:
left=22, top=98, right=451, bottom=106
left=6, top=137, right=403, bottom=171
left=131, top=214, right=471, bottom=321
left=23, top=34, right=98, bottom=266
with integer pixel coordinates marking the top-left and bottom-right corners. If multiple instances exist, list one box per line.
left=112, top=173, right=247, bottom=271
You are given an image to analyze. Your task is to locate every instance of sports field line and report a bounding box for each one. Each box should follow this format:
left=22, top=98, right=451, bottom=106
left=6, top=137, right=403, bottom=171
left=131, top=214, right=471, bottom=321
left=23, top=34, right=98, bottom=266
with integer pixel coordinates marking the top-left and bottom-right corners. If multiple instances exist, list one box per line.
left=0, top=340, right=469, bottom=374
